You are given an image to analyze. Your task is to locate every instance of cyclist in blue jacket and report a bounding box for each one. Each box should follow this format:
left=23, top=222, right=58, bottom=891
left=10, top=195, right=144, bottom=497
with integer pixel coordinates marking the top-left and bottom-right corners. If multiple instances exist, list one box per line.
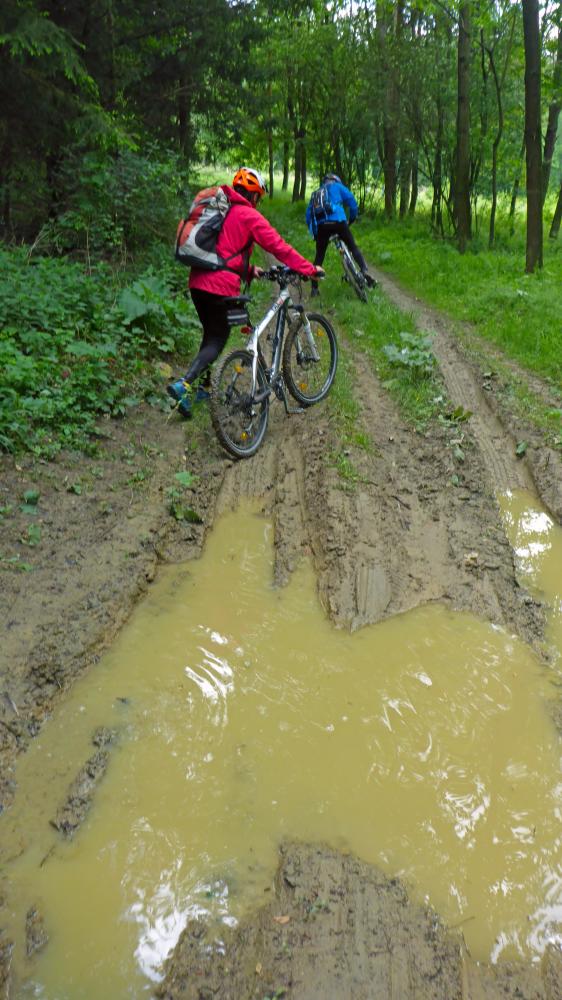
left=305, top=173, right=375, bottom=296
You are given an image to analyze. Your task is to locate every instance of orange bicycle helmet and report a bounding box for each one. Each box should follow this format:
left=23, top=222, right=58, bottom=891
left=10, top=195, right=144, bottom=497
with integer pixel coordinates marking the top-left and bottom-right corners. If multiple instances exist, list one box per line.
left=232, top=166, right=267, bottom=196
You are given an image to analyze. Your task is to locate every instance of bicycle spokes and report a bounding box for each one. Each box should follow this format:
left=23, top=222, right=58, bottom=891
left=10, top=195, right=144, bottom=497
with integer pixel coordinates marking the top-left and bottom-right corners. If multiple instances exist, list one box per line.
left=210, top=349, right=269, bottom=458
left=282, top=313, right=338, bottom=407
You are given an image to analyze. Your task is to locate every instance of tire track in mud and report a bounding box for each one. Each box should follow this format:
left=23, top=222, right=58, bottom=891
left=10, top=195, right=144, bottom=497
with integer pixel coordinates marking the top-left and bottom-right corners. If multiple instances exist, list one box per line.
left=210, top=336, right=544, bottom=653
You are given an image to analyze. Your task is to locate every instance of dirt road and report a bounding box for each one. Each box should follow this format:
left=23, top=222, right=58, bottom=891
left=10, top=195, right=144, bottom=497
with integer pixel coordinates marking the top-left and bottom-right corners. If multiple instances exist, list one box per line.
left=1, top=271, right=561, bottom=998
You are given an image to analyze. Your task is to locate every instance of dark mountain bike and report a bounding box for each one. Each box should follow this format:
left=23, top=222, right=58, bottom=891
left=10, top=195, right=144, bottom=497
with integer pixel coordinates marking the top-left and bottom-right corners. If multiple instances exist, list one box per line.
left=210, top=267, right=338, bottom=459
left=329, top=233, right=369, bottom=302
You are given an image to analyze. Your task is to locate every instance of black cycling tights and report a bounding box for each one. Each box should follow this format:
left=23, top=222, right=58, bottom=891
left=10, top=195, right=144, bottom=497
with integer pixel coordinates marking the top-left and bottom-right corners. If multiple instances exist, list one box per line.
left=312, top=221, right=367, bottom=289
left=183, top=288, right=231, bottom=385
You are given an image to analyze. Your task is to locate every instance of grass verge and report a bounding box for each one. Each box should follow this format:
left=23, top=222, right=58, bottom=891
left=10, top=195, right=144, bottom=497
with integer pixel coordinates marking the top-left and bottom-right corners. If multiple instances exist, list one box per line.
left=358, top=214, right=561, bottom=389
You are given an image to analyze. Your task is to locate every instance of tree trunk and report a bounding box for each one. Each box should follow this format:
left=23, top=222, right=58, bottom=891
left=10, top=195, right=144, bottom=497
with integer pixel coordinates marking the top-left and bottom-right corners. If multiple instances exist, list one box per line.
left=377, top=0, right=399, bottom=219
left=106, top=0, right=116, bottom=109
left=267, top=128, right=274, bottom=199
left=292, top=133, right=303, bottom=203
left=509, top=134, right=525, bottom=232
left=399, top=153, right=410, bottom=218
left=383, top=125, right=397, bottom=218
left=522, top=0, right=543, bottom=271
left=299, top=141, right=307, bottom=200
left=282, top=142, right=289, bottom=190
left=431, top=99, right=445, bottom=235
left=178, top=71, right=192, bottom=159
left=455, top=1, right=472, bottom=253
left=550, top=177, right=562, bottom=237
left=541, top=20, right=562, bottom=204
left=487, top=48, right=503, bottom=247
left=409, top=157, right=418, bottom=215
left=0, top=140, right=12, bottom=234
left=334, top=137, right=344, bottom=180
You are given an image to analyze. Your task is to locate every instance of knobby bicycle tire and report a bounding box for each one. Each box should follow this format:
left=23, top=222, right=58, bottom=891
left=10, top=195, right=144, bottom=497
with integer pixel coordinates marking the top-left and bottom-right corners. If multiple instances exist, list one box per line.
left=282, top=312, right=338, bottom=406
left=342, top=251, right=368, bottom=303
left=210, top=349, right=269, bottom=459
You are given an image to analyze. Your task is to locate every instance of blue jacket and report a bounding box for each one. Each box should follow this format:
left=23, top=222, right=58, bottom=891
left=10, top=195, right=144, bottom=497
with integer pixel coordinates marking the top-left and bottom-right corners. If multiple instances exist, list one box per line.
left=305, top=181, right=358, bottom=235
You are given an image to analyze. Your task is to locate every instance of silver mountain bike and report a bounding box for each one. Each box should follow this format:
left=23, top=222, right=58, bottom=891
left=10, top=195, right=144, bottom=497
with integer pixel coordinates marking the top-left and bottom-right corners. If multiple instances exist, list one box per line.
left=210, top=267, right=338, bottom=459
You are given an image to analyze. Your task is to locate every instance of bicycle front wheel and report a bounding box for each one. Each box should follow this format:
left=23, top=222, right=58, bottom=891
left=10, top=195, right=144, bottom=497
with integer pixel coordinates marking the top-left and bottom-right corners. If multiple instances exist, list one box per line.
left=282, top=312, right=338, bottom=406
left=210, top=349, right=269, bottom=459
left=343, top=251, right=368, bottom=302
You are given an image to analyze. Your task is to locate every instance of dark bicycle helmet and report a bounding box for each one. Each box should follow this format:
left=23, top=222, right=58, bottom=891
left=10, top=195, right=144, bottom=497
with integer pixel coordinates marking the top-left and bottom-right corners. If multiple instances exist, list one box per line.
left=322, top=172, right=342, bottom=184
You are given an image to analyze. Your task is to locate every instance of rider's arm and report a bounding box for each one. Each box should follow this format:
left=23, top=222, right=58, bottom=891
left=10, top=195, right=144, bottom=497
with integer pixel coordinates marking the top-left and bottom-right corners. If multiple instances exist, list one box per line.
left=341, top=184, right=359, bottom=224
left=249, top=212, right=318, bottom=277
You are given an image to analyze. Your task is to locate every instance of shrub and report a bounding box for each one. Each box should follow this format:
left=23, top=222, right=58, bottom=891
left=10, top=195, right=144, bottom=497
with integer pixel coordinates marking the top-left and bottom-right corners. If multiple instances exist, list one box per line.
left=0, top=246, right=199, bottom=455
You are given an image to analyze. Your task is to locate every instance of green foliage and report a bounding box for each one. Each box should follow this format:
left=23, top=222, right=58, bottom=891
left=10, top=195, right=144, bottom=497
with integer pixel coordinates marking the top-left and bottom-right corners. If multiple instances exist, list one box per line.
left=166, top=471, right=202, bottom=522
left=0, top=247, right=199, bottom=456
left=0, top=554, right=33, bottom=572
left=383, top=332, right=435, bottom=377
left=38, top=148, right=188, bottom=261
left=0, top=9, right=94, bottom=89
left=21, top=523, right=41, bottom=546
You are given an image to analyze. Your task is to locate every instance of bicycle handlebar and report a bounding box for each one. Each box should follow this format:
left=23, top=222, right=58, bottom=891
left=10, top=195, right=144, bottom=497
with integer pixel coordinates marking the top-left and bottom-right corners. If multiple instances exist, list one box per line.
left=259, top=265, right=324, bottom=285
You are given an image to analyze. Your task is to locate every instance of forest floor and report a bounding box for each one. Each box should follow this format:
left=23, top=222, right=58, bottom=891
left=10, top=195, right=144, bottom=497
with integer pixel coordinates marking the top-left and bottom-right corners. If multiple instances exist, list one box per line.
left=1, top=266, right=561, bottom=999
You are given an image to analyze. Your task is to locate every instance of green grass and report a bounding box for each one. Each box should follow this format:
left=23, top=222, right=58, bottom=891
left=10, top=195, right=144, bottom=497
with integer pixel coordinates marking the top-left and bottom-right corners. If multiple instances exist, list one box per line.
left=358, top=211, right=561, bottom=389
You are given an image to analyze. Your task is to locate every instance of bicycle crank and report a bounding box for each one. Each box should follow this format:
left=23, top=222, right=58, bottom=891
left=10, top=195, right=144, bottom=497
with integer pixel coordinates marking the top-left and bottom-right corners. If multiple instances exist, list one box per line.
left=273, top=376, right=304, bottom=415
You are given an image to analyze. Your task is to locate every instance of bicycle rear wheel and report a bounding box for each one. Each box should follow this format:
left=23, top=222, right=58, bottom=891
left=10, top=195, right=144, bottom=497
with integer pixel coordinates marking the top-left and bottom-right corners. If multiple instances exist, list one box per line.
left=210, top=349, right=269, bottom=458
left=343, top=251, right=368, bottom=302
left=282, top=312, right=338, bottom=406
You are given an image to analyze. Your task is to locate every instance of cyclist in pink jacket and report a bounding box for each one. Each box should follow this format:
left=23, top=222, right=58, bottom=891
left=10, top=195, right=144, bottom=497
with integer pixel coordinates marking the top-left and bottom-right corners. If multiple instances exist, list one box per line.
left=168, top=166, right=324, bottom=417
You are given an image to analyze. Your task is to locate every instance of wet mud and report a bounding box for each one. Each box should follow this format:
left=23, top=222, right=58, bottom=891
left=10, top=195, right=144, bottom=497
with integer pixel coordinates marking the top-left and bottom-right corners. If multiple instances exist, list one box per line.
left=50, top=726, right=117, bottom=838
left=156, top=841, right=562, bottom=1000
left=1, top=272, right=561, bottom=998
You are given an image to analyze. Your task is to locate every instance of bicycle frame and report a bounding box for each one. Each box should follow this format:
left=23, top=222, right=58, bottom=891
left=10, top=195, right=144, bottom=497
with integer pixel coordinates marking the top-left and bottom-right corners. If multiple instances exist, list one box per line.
left=244, top=284, right=320, bottom=399
left=329, top=233, right=353, bottom=268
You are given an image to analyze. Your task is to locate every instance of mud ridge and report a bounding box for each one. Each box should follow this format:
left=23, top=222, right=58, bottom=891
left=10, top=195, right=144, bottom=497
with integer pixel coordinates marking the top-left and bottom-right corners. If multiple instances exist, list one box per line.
left=156, top=841, right=562, bottom=1000
left=0, top=409, right=224, bottom=811
left=251, top=339, right=546, bottom=652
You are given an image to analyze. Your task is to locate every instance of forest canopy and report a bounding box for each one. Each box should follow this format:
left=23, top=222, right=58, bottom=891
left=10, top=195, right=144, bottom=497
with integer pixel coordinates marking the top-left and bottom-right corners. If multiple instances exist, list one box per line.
left=1, top=0, right=561, bottom=264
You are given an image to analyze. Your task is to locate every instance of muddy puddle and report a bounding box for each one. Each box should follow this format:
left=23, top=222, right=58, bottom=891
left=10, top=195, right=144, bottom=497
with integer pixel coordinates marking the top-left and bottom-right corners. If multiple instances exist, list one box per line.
left=499, top=490, right=562, bottom=664
left=2, top=496, right=561, bottom=998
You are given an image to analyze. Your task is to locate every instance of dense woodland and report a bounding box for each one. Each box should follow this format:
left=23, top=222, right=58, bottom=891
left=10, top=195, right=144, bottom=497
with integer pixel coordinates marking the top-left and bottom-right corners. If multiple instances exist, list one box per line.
left=1, top=0, right=561, bottom=263
left=0, top=1, right=560, bottom=458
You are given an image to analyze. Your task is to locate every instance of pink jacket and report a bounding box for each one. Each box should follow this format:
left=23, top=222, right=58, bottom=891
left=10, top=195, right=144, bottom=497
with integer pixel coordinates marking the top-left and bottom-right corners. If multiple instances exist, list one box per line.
left=188, top=186, right=317, bottom=296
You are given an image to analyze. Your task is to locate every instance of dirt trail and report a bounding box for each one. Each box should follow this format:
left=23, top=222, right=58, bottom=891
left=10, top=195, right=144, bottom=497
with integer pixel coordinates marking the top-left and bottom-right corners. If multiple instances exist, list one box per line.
left=1, top=272, right=561, bottom=998
left=371, top=268, right=562, bottom=522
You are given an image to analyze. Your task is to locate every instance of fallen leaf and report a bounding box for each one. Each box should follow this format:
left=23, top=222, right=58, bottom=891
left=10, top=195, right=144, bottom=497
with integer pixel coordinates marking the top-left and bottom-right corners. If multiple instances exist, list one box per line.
left=273, top=915, right=290, bottom=925
left=255, top=962, right=262, bottom=975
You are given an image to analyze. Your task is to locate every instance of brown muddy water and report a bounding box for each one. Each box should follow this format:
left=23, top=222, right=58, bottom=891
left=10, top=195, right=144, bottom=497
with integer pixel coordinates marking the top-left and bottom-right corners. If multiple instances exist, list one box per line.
left=2, top=493, right=561, bottom=999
